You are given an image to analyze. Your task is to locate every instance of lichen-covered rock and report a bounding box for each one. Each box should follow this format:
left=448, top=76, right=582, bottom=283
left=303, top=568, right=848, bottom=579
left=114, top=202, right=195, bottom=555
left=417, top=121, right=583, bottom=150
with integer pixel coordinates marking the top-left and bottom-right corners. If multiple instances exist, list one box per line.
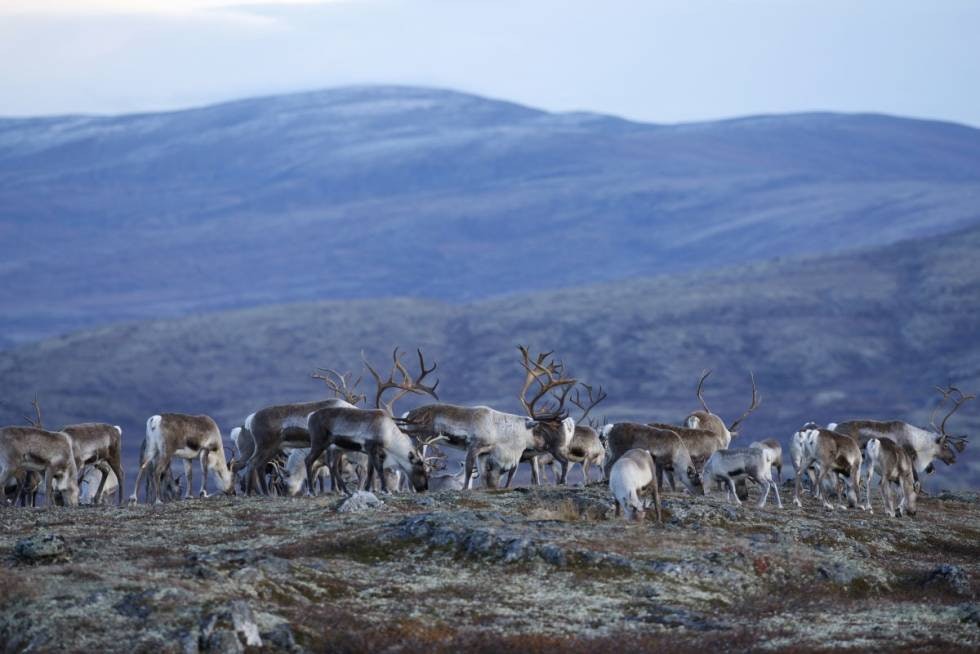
left=199, top=601, right=262, bottom=652
left=336, top=491, right=384, bottom=513
left=14, top=534, right=69, bottom=563
left=924, top=564, right=972, bottom=597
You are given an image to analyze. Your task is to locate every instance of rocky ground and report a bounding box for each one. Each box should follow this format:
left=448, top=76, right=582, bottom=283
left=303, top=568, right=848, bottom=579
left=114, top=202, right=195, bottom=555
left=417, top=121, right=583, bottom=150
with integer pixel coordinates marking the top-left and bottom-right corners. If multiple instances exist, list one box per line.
left=1, top=484, right=978, bottom=653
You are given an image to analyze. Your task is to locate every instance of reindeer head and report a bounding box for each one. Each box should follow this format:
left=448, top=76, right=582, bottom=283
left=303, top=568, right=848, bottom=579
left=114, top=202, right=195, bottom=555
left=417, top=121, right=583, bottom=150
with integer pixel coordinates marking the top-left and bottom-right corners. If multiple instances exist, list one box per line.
left=517, top=346, right=577, bottom=451
left=50, top=439, right=80, bottom=507
left=404, top=448, right=429, bottom=491
left=930, top=385, right=973, bottom=465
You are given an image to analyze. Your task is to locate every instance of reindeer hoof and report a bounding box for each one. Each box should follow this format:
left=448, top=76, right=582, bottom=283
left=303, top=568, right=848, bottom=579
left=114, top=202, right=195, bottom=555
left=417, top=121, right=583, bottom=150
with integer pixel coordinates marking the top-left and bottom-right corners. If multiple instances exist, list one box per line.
left=823, top=502, right=834, bottom=510
left=793, top=499, right=802, bottom=508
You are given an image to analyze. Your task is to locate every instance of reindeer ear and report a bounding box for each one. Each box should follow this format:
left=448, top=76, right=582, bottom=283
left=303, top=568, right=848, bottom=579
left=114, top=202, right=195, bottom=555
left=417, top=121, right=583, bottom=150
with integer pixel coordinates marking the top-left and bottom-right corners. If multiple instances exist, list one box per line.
left=954, top=438, right=968, bottom=453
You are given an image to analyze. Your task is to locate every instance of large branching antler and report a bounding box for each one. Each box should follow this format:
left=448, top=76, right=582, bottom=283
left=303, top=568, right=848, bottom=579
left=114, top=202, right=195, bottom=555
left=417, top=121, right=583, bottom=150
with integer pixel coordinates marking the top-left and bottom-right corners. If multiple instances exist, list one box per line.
left=728, top=372, right=761, bottom=433
left=23, top=394, right=43, bottom=429
left=932, top=384, right=974, bottom=452
left=695, top=369, right=712, bottom=414
left=363, top=347, right=439, bottom=416
left=312, top=368, right=366, bottom=406
left=571, top=383, right=607, bottom=424
left=518, top=345, right=576, bottom=422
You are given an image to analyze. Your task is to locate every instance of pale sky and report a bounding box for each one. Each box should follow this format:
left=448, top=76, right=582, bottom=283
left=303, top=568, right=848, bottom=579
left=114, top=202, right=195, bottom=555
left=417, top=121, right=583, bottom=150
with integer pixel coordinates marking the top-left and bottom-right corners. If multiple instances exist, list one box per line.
left=1, top=0, right=978, bottom=126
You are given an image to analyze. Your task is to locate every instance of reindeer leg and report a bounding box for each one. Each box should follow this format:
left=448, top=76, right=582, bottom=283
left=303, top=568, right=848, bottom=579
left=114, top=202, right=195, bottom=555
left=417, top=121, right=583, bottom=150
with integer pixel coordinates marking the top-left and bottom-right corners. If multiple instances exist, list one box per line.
left=816, top=467, right=834, bottom=510
left=754, top=475, right=769, bottom=508
left=529, top=457, right=540, bottom=486
left=375, top=448, right=390, bottom=494
left=558, top=458, right=570, bottom=485
left=505, top=463, right=518, bottom=488
left=793, top=464, right=803, bottom=508
left=92, top=462, right=112, bottom=505
left=863, top=463, right=874, bottom=513
left=463, top=447, right=478, bottom=490
left=726, top=477, right=742, bottom=506
left=199, top=452, right=210, bottom=498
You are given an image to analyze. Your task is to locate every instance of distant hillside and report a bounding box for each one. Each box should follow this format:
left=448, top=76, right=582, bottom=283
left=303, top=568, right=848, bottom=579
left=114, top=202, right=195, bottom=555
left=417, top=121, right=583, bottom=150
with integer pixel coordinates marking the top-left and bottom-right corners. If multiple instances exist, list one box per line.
left=1, top=223, right=977, bottom=488
left=2, top=86, right=980, bottom=345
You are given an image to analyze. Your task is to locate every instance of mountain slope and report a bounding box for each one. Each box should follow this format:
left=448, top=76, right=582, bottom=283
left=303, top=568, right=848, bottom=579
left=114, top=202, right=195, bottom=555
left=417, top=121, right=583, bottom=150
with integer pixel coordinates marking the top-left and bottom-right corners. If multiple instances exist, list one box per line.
left=2, top=86, right=979, bottom=345
left=1, top=222, right=977, bottom=487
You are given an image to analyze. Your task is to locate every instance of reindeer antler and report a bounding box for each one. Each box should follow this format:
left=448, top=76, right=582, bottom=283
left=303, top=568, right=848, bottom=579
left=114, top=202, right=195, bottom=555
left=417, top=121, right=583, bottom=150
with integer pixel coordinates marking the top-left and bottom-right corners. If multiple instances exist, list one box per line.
left=518, top=345, right=576, bottom=422
left=571, top=383, right=607, bottom=424
left=312, top=368, right=366, bottom=406
left=932, top=384, right=974, bottom=446
left=728, top=372, right=761, bottom=433
left=363, top=347, right=439, bottom=416
left=695, top=369, right=712, bottom=414
left=23, top=394, right=43, bottom=429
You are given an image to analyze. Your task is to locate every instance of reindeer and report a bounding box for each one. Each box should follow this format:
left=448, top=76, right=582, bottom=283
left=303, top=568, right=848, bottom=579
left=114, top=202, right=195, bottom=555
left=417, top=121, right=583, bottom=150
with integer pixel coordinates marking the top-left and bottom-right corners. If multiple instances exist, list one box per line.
left=602, top=423, right=700, bottom=494
left=240, top=369, right=365, bottom=495
left=650, top=370, right=761, bottom=483
left=0, top=427, right=80, bottom=506
left=701, top=447, right=782, bottom=508
left=863, top=437, right=917, bottom=517
left=130, top=435, right=184, bottom=503
left=834, top=385, right=972, bottom=489
left=130, top=414, right=233, bottom=504
left=306, top=348, right=439, bottom=495
left=801, top=427, right=862, bottom=510
left=790, top=422, right=822, bottom=507
left=609, top=448, right=662, bottom=522
left=428, top=460, right=480, bottom=491
left=402, top=347, right=576, bottom=490
left=60, top=423, right=125, bottom=505
left=556, top=385, right=608, bottom=484
left=749, top=438, right=783, bottom=483
left=81, top=465, right=118, bottom=504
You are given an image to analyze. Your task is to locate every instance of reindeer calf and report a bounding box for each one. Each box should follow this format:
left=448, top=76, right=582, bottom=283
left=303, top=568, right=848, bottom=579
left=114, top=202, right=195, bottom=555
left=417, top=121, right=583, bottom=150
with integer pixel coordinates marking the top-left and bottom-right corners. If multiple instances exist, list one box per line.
left=609, top=449, right=662, bottom=522
left=701, top=447, right=782, bottom=509
left=864, top=438, right=917, bottom=517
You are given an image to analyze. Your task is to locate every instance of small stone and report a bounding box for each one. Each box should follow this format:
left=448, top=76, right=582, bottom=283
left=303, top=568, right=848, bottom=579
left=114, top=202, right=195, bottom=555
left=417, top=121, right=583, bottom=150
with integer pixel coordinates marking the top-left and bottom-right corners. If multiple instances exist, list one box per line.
left=336, top=491, right=384, bottom=513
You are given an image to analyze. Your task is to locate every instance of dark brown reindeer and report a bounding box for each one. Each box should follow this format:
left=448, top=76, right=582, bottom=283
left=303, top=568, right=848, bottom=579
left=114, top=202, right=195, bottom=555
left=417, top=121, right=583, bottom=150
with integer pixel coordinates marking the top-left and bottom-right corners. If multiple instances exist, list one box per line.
left=306, top=348, right=439, bottom=495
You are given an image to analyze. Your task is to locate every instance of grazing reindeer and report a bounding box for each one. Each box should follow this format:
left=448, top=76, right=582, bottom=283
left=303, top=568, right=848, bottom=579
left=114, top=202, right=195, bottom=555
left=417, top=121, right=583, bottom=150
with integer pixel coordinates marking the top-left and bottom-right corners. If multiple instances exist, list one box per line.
left=306, top=348, right=439, bottom=494
left=802, top=427, right=862, bottom=510
left=81, top=465, right=118, bottom=504
left=834, top=385, right=972, bottom=488
left=60, top=423, right=125, bottom=505
left=863, top=438, right=917, bottom=517
left=131, top=414, right=233, bottom=504
left=609, top=448, right=662, bottom=522
left=401, top=347, right=577, bottom=490
left=701, top=447, right=782, bottom=508
left=558, top=385, right=608, bottom=484
left=241, top=368, right=365, bottom=494
left=0, top=427, right=80, bottom=506
left=602, top=423, right=700, bottom=494
left=428, top=460, right=480, bottom=491
left=650, top=370, right=761, bottom=477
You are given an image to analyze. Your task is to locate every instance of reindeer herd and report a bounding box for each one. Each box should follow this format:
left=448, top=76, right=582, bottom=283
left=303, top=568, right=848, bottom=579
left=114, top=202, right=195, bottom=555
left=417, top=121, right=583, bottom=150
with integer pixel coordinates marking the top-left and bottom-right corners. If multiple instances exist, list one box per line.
left=0, top=346, right=973, bottom=525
